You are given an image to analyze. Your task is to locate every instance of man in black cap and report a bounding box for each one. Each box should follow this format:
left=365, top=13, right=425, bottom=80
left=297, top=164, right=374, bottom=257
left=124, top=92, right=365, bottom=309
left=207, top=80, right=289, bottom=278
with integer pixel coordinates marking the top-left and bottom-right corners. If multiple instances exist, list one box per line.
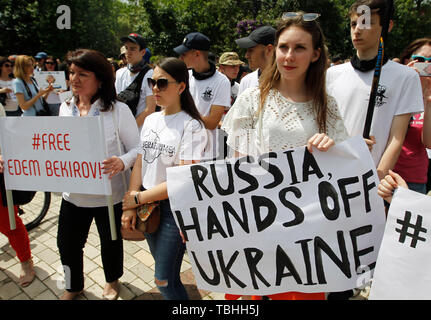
left=235, top=26, right=276, bottom=96
left=174, top=32, right=231, bottom=160
left=115, top=33, right=155, bottom=129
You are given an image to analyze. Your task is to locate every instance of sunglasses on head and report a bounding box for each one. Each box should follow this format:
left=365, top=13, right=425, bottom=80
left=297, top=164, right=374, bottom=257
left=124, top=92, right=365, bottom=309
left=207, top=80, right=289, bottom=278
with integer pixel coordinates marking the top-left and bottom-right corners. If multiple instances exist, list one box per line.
left=411, top=55, right=431, bottom=63
left=282, top=12, right=321, bottom=21
left=147, top=78, right=177, bottom=91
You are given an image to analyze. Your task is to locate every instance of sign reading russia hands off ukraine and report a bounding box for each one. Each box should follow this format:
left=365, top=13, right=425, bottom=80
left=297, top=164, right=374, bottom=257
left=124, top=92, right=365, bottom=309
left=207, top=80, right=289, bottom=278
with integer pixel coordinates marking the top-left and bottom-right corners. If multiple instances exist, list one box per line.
left=167, top=136, right=386, bottom=295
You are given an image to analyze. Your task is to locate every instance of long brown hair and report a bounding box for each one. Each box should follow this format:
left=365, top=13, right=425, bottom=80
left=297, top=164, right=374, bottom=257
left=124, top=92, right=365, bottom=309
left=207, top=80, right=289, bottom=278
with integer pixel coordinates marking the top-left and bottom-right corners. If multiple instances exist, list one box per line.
left=258, top=13, right=329, bottom=133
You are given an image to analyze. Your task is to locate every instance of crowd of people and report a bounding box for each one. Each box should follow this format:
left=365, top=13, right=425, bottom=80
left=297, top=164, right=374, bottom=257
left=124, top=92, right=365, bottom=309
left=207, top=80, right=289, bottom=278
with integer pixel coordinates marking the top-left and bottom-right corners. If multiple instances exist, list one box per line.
left=0, top=0, right=430, bottom=300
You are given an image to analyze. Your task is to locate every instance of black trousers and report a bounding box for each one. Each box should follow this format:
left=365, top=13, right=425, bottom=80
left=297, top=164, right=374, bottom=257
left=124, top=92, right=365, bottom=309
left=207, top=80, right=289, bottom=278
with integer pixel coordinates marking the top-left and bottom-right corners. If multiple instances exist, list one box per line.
left=57, top=199, right=123, bottom=292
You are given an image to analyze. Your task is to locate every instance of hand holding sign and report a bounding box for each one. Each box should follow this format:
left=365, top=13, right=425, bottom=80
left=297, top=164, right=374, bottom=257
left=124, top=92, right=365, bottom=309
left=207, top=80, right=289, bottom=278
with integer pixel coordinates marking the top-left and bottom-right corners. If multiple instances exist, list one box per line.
left=377, top=170, right=408, bottom=203
left=306, top=133, right=335, bottom=153
left=102, top=156, right=125, bottom=179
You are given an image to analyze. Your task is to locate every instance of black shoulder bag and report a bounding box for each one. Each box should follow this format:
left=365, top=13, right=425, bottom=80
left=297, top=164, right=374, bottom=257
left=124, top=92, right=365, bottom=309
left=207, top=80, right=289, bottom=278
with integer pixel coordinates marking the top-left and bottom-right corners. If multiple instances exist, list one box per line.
left=0, top=172, right=36, bottom=207
left=117, top=65, right=151, bottom=116
left=22, top=77, right=52, bottom=116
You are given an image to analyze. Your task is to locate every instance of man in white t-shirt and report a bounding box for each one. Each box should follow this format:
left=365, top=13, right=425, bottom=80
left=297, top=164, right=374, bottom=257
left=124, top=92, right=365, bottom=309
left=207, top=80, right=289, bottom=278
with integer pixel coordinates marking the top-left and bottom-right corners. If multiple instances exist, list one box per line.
left=115, top=33, right=156, bottom=129
left=235, top=26, right=276, bottom=96
left=326, top=0, right=424, bottom=182
left=174, top=32, right=231, bottom=160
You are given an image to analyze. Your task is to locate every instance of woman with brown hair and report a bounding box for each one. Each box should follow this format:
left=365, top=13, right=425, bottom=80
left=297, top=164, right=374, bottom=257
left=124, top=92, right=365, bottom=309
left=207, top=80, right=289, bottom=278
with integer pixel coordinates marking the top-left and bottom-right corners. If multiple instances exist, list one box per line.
left=222, top=12, right=348, bottom=300
left=57, top=49, right=140, bottom=300
left=121, top=57, right=208, bottom=300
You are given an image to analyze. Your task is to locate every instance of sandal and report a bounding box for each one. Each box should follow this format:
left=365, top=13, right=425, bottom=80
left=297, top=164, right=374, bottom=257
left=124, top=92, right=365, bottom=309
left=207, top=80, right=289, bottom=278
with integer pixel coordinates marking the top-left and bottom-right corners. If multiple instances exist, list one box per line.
left=19, top=259, right=36, bottom=287
left=60, top=290, right=84, bottom=300
left=102, top=280, right=120, bottom=300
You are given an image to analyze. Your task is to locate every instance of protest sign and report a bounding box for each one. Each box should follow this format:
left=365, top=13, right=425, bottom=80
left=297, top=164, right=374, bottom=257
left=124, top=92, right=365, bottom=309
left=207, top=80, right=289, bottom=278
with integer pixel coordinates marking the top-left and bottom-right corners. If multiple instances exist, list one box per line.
left=167, top=136, right=386, bottom=295
left=369, top=187, right=431, bottom=300
left=0, top=116, right=111, bottom=195
left=34, top=71, right=67, bottom=90
left=0, top=116, right=118, bottom=239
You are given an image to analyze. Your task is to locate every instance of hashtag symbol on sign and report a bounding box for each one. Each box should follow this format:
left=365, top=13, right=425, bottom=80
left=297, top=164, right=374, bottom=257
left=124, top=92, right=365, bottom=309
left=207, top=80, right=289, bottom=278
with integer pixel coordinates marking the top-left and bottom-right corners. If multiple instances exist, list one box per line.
left=395, top=211, right=427, bottom=248
left=32, top=133, right=41, bottom=150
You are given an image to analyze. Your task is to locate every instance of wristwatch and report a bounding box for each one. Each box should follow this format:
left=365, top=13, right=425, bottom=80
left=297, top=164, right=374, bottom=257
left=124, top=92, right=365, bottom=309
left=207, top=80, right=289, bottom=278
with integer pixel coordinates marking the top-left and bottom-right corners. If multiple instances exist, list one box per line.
left=134, top=193, right=140, bottom=205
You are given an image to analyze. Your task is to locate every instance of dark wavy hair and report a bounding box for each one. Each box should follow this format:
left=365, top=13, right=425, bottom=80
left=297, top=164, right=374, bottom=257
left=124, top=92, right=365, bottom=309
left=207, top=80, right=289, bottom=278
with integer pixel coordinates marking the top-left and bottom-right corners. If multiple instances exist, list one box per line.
left=65, top=49, right=116, bottom=112
left=156, top=57, right=204, bottom=126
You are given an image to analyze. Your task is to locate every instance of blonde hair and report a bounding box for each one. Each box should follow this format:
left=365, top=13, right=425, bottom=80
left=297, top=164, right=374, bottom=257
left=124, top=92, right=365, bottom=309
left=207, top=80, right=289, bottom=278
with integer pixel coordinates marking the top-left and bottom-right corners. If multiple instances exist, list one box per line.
left=259, top=14, right=329, bottom=133
left=13, top=55, right=35, bottom=80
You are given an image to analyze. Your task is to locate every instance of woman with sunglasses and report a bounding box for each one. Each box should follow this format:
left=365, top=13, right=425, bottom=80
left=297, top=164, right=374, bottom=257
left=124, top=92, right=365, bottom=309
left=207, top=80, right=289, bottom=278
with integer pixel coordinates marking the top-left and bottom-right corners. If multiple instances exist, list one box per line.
left=392, top=38, right=431, bottom=194
left=0, top=57, right=20, bottom=116
left=121, top=57, right=208, bottom=300
left=222, top=12, right=348, bottom=300
left=12, top=55, right=53, bottom=116
left=57, top=49, right=140, bottom=300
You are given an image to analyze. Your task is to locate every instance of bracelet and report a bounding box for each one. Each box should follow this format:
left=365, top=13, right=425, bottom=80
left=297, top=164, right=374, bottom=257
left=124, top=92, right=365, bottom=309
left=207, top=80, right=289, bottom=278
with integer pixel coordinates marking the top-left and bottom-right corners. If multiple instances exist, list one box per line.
left=134, top=193, right=140, bottom=205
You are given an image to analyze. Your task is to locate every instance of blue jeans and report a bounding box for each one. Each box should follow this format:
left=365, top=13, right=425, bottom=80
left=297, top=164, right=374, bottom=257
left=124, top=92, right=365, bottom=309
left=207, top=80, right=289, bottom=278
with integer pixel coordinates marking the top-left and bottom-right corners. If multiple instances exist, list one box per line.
left=407, top=182, right=427, bottom=195
left=144, top=200, right=189, bottom=300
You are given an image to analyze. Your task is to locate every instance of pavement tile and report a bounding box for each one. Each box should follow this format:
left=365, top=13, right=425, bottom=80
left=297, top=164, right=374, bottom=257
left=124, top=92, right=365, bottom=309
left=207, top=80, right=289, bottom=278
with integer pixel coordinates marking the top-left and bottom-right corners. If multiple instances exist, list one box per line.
left=0, top=280, right=22, bottom=300
left=34, top=289, right=58, bottom=300
left=21, top=278, right=47, bottom=299
left=133, top=249, right=155, bottom=267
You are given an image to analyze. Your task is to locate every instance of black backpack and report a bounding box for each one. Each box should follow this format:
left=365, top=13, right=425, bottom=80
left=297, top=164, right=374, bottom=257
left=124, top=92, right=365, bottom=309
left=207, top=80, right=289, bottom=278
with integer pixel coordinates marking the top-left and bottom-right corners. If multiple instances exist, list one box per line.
left=117, top=65, right=151, bottom=116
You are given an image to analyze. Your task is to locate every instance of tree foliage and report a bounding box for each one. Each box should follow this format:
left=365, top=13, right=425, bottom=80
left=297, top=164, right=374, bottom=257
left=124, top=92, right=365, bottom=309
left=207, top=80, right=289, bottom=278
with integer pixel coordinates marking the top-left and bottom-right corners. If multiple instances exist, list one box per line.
left=1, top=0, right=430, bottom=61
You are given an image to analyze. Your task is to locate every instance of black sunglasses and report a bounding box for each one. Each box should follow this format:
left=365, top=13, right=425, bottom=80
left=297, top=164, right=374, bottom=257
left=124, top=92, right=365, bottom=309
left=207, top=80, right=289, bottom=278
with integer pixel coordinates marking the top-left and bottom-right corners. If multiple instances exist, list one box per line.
left=411, top=55, right=431, bottom=63
left=45, top=61, right=55, bottom=65
left=3, top=63, right=12, bottom=68
left=147, top=78, right=177, bottom=91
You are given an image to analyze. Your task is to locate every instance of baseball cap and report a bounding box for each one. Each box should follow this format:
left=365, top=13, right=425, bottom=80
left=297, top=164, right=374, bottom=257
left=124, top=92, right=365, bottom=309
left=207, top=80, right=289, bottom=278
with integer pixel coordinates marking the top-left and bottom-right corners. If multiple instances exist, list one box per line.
left=121, top=33, right=147, bottom=50
left=118, top=46, right=126, bottom=59
left=174, top=32, right=210, bottom=55
left=235, top=26, right=276, bottom=49
left=35, top=52, right=48, bottom=59
left=219, top=52, right=244, bottom=66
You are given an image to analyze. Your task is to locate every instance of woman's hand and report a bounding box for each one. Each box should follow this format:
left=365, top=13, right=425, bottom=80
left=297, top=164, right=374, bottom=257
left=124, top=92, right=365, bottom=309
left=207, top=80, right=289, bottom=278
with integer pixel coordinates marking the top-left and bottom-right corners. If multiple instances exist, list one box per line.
left=180, top=231, right=186, bottom=244
left=39, top=84, right=54, bottom=97
left=307, top=133, right=335, bottom=153
left=122, top=190, right=140, bottom=211
left=377, top=170, right=408, bottom=204
left=121, top=209, right=137, bottom=230
left=0, top=155, right=3, bottom=174
left=102, top=156, right=125, bottom=179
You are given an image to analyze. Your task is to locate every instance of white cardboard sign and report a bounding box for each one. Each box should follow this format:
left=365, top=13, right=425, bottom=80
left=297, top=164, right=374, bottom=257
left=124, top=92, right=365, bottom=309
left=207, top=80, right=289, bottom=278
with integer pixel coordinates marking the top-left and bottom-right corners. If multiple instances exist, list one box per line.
left=167, top=136, right=386, bottom=295
left=0, top=116, right=111, bottom=195
left=369, top=187, right=431, bottom=300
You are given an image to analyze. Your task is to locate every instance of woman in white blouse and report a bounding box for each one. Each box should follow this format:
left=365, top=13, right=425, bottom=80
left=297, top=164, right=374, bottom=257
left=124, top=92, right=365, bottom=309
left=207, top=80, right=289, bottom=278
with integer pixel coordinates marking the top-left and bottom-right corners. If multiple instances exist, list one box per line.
left=58, top=49, right=140, bottom=300
left=121, top=57, right=208, bottom=300
left=222, top=12, right=348, bottom=300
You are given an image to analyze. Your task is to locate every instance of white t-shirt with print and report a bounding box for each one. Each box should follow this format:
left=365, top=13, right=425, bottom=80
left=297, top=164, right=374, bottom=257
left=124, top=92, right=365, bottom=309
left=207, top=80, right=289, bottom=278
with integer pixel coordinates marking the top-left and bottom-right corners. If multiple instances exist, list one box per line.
left=188, top=69, right=230, bottom=160
left=326, top=61, right=424, bottom=166
left=0, top=79, right=18, bottom=111
left=238, top=70, right=259, bottom=97
left=115, top=67, right=154, bottom=117
left=140, top=111, right=208, bottom=189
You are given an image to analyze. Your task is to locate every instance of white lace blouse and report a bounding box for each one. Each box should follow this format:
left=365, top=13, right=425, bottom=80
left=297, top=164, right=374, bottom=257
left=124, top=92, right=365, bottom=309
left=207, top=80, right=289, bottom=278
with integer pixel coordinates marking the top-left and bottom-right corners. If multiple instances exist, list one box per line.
left=221, top=87, right=348, bottom=156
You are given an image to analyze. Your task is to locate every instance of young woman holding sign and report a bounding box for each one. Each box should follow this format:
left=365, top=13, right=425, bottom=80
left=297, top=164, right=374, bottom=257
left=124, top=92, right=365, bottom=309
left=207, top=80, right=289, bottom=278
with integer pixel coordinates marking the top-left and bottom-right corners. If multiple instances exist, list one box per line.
left=222, top=12, right=348, bottom=300
left=121, top=57, right=208, bottom=300
left=57, top=49, right=140, bottom=300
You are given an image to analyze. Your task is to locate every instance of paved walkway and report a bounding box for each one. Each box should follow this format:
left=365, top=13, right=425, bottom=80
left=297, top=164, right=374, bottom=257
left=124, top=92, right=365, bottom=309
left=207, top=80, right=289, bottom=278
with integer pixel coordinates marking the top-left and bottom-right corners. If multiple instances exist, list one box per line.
left=0, top=193, right=223, bottom=300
